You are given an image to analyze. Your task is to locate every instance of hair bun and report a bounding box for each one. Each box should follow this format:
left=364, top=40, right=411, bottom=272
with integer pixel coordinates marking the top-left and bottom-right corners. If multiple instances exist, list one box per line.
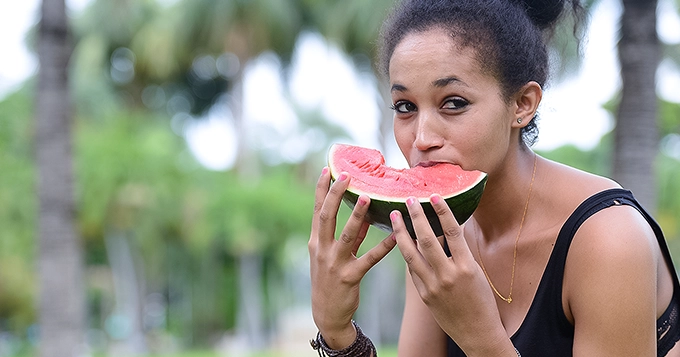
left=513, top=0, right=568, bottom=30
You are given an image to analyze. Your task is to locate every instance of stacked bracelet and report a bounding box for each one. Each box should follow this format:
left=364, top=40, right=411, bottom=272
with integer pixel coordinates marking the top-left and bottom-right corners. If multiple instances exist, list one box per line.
left=310, top=320, right=377, bottom=357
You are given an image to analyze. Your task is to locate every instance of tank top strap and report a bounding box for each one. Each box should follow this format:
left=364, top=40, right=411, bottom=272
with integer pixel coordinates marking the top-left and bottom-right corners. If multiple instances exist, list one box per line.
left=509, top=189, right=640, bottom=347
left=551, top=188, right=638, bottom=267
left=551, top=188, right=679, bottom=285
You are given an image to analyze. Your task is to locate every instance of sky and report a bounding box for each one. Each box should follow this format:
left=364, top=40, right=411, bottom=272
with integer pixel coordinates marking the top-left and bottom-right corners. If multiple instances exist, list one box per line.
left=2, top=0, right=680, bottom=170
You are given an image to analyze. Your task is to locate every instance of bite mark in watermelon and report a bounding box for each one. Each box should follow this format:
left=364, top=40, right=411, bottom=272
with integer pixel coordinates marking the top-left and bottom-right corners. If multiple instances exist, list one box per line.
left=328, top=143, right=487, bottom=238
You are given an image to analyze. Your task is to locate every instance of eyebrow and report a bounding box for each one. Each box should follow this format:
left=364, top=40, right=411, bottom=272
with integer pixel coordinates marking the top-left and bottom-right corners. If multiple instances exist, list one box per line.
left=390, top=76, right=468, bottom=93
left=432, top=76, right=467, bottom=88
left=391, top=83, right=407, bottom=93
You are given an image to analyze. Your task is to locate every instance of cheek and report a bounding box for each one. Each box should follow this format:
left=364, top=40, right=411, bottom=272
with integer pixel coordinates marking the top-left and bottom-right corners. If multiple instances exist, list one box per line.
left=455, top=114, right=510, bottom=168
left=393, top=121, right=412, bottom=158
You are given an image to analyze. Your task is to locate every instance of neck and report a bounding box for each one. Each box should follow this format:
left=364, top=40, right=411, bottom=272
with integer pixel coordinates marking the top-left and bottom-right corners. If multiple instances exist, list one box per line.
left=472, top=148, right=538, bottom=243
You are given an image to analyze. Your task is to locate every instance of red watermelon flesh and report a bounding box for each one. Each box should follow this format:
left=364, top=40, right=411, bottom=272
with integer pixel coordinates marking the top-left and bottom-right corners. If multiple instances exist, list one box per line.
left=328, top=143, right=487, bottom=238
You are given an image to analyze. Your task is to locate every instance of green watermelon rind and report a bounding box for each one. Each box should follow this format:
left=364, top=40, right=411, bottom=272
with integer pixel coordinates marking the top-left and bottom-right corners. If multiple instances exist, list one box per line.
left=338, top=174, right=487, bottom=239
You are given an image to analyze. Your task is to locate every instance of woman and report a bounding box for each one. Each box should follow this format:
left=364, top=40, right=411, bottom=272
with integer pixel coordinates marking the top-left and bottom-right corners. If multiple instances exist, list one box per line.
left=308, top=0, right=680, bottom=356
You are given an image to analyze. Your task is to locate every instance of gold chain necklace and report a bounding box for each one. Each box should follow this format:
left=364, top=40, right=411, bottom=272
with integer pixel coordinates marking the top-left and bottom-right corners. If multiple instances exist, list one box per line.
left=475, top=154, right=537, bottom=304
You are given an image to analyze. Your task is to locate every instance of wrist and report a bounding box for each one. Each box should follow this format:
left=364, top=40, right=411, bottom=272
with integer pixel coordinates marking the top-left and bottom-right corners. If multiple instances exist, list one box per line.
left=466, top=342, right=518, bottom=357
left=459, top=328, right=516, bottom=357
left=311, top=320, right=376, bottom=357
left=318, top=320, right=357, bottom=350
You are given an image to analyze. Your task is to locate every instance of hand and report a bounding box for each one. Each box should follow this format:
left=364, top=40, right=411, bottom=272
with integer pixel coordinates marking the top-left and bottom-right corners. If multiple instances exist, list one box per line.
left=391, top=195, right=514, bottom=356
left=308, top=168, right=397, bottom=349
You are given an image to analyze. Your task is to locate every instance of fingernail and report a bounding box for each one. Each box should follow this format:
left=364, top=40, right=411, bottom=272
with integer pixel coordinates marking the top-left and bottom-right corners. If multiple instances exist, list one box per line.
left=430, top=194, right=441, bottom=205
left=321, top=167, right=329, bottom=176
left=390, top=211, right=399, bottom=221
left=406, top=197, right=416, bottom=206
left=357, top=195, right=368, bottom=206
left=338, top=172, right=348, bottom=181
left=389, top=233, right=396, bottom=242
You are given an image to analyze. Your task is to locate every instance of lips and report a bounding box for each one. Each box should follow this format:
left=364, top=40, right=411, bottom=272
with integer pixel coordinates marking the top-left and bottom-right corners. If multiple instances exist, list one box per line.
left=415, top=161, right=454, bottom=168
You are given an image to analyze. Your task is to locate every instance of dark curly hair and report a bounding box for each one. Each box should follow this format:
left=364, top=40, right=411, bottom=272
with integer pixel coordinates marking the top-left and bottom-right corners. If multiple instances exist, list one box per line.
left=378, top=0, right=586, bottom=146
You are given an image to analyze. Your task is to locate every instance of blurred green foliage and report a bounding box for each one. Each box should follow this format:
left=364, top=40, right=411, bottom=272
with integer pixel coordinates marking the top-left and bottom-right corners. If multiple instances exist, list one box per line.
left=0, top=89, right=36, bottom=335
left=0, top=85, right=317, bottom=352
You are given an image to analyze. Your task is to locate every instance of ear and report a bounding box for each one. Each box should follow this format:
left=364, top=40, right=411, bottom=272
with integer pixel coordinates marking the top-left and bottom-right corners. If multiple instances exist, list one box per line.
left=512, top=81, right=542, bottom=128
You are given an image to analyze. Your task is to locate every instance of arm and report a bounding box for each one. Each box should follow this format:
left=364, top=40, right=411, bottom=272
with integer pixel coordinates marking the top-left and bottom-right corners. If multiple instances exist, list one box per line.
left=565, top=205, right=658, bottom=356
left=391, top=195, right=518, bottom=356
left=398, top=267, right=448, bottom=357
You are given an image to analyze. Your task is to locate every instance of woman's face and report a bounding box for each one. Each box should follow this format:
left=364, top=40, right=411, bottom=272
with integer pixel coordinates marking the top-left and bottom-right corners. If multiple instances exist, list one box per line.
left=389, top=28, right=518, bottom=174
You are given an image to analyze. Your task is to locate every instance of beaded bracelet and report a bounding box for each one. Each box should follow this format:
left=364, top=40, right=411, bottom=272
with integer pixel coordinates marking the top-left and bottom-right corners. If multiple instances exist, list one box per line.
left=310, top=320, right=377, bottom=357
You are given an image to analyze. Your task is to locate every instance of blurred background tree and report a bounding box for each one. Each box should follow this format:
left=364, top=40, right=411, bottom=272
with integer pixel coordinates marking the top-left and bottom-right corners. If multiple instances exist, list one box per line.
left=34, top=1, right=86, bottom=357
left=0, top=0, right=679, bottom=356
left=613, top=0, right=661, bottom=210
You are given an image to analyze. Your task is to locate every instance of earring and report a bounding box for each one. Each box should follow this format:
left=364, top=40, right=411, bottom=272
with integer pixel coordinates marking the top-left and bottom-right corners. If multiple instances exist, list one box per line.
left=517, top=118, right=523, bottom=124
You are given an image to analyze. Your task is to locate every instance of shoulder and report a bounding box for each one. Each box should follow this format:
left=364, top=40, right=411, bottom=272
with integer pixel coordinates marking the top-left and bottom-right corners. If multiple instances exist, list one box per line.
left=531, top=157, right=658, bottom=353
left=565, top=201, right=658, bottom=277
left=537, top=158, right=658, bottom=258
left=560, top=188, right=658, bottom=354
left=532, top=157, right=621, bottom=229
left=541, top=157, right=658, bottom=305
left=539, top=158, right=621, bottom=201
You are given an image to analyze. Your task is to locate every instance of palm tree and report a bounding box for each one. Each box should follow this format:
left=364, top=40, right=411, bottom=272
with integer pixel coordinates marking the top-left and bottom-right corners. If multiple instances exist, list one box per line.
left=35, top=0, right=86, bottom=356
left=614, top=0, right=660, bottom=210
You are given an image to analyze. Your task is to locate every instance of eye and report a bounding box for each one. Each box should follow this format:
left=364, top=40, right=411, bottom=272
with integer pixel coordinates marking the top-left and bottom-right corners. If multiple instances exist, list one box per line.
left=390, top=101, right=417, bottom=114
left=442, top=97, right=469, bottom=110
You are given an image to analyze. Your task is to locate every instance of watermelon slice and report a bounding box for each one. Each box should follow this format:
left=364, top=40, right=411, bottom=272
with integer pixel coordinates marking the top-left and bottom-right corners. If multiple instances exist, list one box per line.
left=328, top=143, right=487, bottom=238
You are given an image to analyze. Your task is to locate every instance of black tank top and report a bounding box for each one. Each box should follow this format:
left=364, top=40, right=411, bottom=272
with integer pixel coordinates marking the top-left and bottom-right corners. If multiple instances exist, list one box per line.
left=445, top=188, right=680, bottom=356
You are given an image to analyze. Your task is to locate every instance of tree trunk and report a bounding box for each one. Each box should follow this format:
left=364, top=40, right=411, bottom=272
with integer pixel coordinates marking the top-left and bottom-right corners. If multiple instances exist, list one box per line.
left=236, top=252, right=267, bottom=350
left=104, top=232, right=148, bottom=355
left=36, top=1, right=85, bottom=356
left=614, top=0, right=660, bottom=211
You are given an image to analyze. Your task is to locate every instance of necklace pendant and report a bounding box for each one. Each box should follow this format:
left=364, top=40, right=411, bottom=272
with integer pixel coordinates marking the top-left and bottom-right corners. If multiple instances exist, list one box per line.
left=506, top=297, right=512, bottom=304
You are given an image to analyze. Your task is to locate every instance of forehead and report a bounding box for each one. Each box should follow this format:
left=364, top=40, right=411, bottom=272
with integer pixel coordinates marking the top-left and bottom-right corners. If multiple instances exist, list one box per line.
left=388, top=28, right=494, bottom=88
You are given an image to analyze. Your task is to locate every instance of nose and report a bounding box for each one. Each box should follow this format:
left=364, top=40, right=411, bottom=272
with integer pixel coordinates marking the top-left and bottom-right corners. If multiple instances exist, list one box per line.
left=413, top=112, right=444, bottom=152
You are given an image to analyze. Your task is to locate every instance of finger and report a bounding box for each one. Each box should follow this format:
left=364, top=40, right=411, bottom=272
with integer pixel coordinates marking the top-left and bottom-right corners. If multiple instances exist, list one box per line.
left=351, top=220, right=371, bottom=256
left=317, top=171, right=350, bottom=245
left=356, top=233, right=397, bottom=275
left=429, top=194, right=473, bottom=261
left=309, top=167, right=332, bottom=255
left=404, top=196, right=448, bottom=266
left=311, top=167, right=332, bottom=234
left=390, top=210, right=430, bottom=278
left=336, top=194, right=371, bottom=256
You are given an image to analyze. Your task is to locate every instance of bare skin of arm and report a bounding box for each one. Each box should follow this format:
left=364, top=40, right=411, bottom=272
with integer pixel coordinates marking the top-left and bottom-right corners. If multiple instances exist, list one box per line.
left=565, top=205, right=658, bottom=356
left=391, top=195, right=517, bottom=357
left=398, top=266, right=448, bottom=356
